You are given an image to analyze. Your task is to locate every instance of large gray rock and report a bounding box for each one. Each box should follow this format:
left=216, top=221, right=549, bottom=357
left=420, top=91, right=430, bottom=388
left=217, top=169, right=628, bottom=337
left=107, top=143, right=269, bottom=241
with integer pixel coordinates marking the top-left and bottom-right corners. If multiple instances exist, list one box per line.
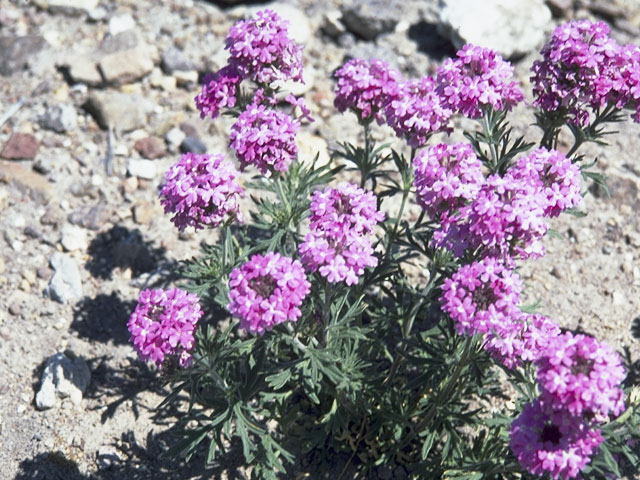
left=0, top=36, right=47, bottom=76
left=39, top=104, right=78, bottom=133
left=49, top=252, right=83, bottom=304
left=35, top=351, right=91, bottom=410
left=438, top=0, right=552, bottom=58
left=84, top=91, right=151, bottom=132
left=341, top=0, right=403, bottom=40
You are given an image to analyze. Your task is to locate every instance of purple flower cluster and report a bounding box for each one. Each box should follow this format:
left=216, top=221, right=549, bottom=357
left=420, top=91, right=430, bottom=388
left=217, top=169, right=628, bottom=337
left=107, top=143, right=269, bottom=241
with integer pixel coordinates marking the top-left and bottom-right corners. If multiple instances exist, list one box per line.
left=195, top=65, right=242, bottom=120
left=436, top=44, right=525, bottom=118
left=299, top=184, right=385, bottom=285
left=508, top=328, right=626, bottom=478
left=229, top=101, right=299, bottom=176
left=532, top=20, right=640, bottom=125
left=195, top=9, right=304, bottom=120
left=508, top=148, right=583, bottom=217
left=413, top=143, right=484, bottom=219
left=128, top=288, right=203, bottom=368
left=228, top=252, right=310, bottom=335
left=536, top=332, right=626, bottom=421
left=333, top=46, right=523, bottom=146
left=510, top=400, right=604, bottom=479
left=485, top=314, right=561, bottom=369
left=226, top=9, right=303, bottom=85
left=333, top=58, right=401, bottom=125
left=160, top=152, right=245, bottom=231
left=440, top=258, right=522, bottom=337
left=384, top=76, right=453, bottom=148
left=426, top=147, right=581, bottom=263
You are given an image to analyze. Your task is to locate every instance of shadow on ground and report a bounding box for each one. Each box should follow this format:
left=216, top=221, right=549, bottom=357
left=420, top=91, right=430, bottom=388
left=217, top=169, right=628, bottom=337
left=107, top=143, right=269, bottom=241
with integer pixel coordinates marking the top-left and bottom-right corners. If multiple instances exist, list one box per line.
left=71, top=293, right=136, bottom=345
left=83, top=356, right=169, bottom=424
left=408, top=21, right=457, bottom=60
left=85, top=226, right=169, bottom=280
left=15, top=429, right=248, bottom=480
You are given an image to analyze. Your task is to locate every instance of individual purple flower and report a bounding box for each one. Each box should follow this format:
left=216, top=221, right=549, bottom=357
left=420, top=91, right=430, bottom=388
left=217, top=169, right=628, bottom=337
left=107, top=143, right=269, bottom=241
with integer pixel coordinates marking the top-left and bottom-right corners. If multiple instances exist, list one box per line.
left=228, top=252, right=311, bottom=335
left=413, top=143, right=485, bottom=219
left=333, top=58, right=401, bottom=125
left=536, top=332, right=626, bottom=421
left=531, top=20, right=623, bottom=126
left=226, top=9, right=304, bottom=85
left=229, top=102, right=299, bottom=176
left=440, top=257, right=522, bottom=336
left=507, top=148, right=582, bottom=217
left=510, top=399, right=604, bottom=479
left=128, top=288, right=204, bottom=368
left=299, top=184, right=385, bottom=285
left=484, top=313, right=561, bottom=369
left=436, top=44, right=524, bottom=118
left=160, top=152, right=245, bottom=231
left=285, top=93, right=314, bottom=123
left=384, top=76, right=453, bottom=148
left=195, top=65, right=243, bottom=119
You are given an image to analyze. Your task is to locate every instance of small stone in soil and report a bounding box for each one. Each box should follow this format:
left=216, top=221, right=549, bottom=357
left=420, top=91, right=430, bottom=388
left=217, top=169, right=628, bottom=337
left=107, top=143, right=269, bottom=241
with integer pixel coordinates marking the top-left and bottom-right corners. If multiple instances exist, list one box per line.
left=134, top=136, right=166, bottom=159
left=180, top=136, right=206, bottom=154
left=1, top=133, right=39, bottom=160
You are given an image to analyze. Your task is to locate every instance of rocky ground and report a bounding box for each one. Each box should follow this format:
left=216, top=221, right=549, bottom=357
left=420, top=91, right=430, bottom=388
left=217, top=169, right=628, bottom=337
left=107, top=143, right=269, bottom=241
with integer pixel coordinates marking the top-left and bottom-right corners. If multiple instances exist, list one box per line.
left=1, top=0, right=640, bottom=478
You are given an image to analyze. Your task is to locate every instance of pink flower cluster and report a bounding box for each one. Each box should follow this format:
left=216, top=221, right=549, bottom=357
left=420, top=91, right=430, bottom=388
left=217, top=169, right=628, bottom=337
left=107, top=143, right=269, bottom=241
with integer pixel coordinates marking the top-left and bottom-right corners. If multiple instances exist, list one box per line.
left=413, top=143, right=484, bottom=219
left=440, top=257, right=522, bottom=337
left=508, top=148, right=583, bottom=217
left=384, top=76, right=453, bottom=148
left=195, top=65, right=242, bottom=120
left=229, top=101, right=299, bottom=176
left=128, top=288, right=203, bottom=368
left=333, top=58, right=401, bottom=125
left=510, top=400, right=604, bottom=480
left=299, top=184, right=385, bottom=285
left=160, top=152, right=245, bottom=231
left=195, top=9, right=304, bottom=120
left=426, top=147, right=581, bottom=263
left=333, top=46, right=523, bottom=147
left=536, top=332, right=626, bottom=421
left=532, top=20, right=640, bottom=125
left=440, top=259, right=563, bottom=369
left=436, top=44, right=525, bottom=118
left=226, top=9, right=303, bottom=85
left=228, top=252, right=310, bottom=335
left=485, top=314, right=561, bottom=369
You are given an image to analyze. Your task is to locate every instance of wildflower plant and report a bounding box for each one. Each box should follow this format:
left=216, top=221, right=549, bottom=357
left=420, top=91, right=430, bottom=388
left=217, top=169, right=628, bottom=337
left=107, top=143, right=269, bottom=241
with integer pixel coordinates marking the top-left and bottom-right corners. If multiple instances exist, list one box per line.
left=127, top=12, right=640, bottom=480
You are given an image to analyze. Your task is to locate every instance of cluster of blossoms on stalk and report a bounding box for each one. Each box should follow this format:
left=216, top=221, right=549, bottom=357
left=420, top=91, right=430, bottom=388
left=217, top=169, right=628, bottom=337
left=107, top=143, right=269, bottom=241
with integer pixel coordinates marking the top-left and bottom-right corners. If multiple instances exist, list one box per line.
left=299, top=184, right=385, bottom=285
left=228, top=252, right=311, bottom=335
left=128, top=288, right=203, bottom=368
left=334, top=44, right=525, bottom=147
left=160, top=152, right=245, bottom=231
left=422, top=146, right=581, bottom=263
left=334, top=58, right=401, bottom=125
left=531, top=19, right=640, bottom=125
left=509, top=332, right=626, bottom=479
left=436, top=44, right=525, bottom=118
left=229, top=100, right=299, bottom=176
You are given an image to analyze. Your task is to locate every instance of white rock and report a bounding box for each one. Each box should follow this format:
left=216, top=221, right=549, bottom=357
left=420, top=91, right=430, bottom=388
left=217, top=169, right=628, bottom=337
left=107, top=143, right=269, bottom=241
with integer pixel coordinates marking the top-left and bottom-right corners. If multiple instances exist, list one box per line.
left=165, top=127, right=186, bottom=151
left=108, top=13, right=136, bottom=36
left=61, top=224, right=88, bottom=252
left=297, top=132, right=331, bottom=168
left=35, top=351, right=91, bottom=410
left=245, top=4, right=311, bottom=44
left=438, top=0, right=552, bottom=58
left=274, top=65, right=315, bottom=97
left=49, top=252, right=83, bottom=304
left=127, top=158, right=157, bottom=180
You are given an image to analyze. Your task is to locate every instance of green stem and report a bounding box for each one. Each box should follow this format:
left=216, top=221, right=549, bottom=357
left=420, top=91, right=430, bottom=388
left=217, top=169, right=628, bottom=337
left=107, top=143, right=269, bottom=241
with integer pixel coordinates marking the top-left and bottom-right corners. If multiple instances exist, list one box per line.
left=361, top=122, right=372, bottom=188
left=397, top=336, right=474, bottom=450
